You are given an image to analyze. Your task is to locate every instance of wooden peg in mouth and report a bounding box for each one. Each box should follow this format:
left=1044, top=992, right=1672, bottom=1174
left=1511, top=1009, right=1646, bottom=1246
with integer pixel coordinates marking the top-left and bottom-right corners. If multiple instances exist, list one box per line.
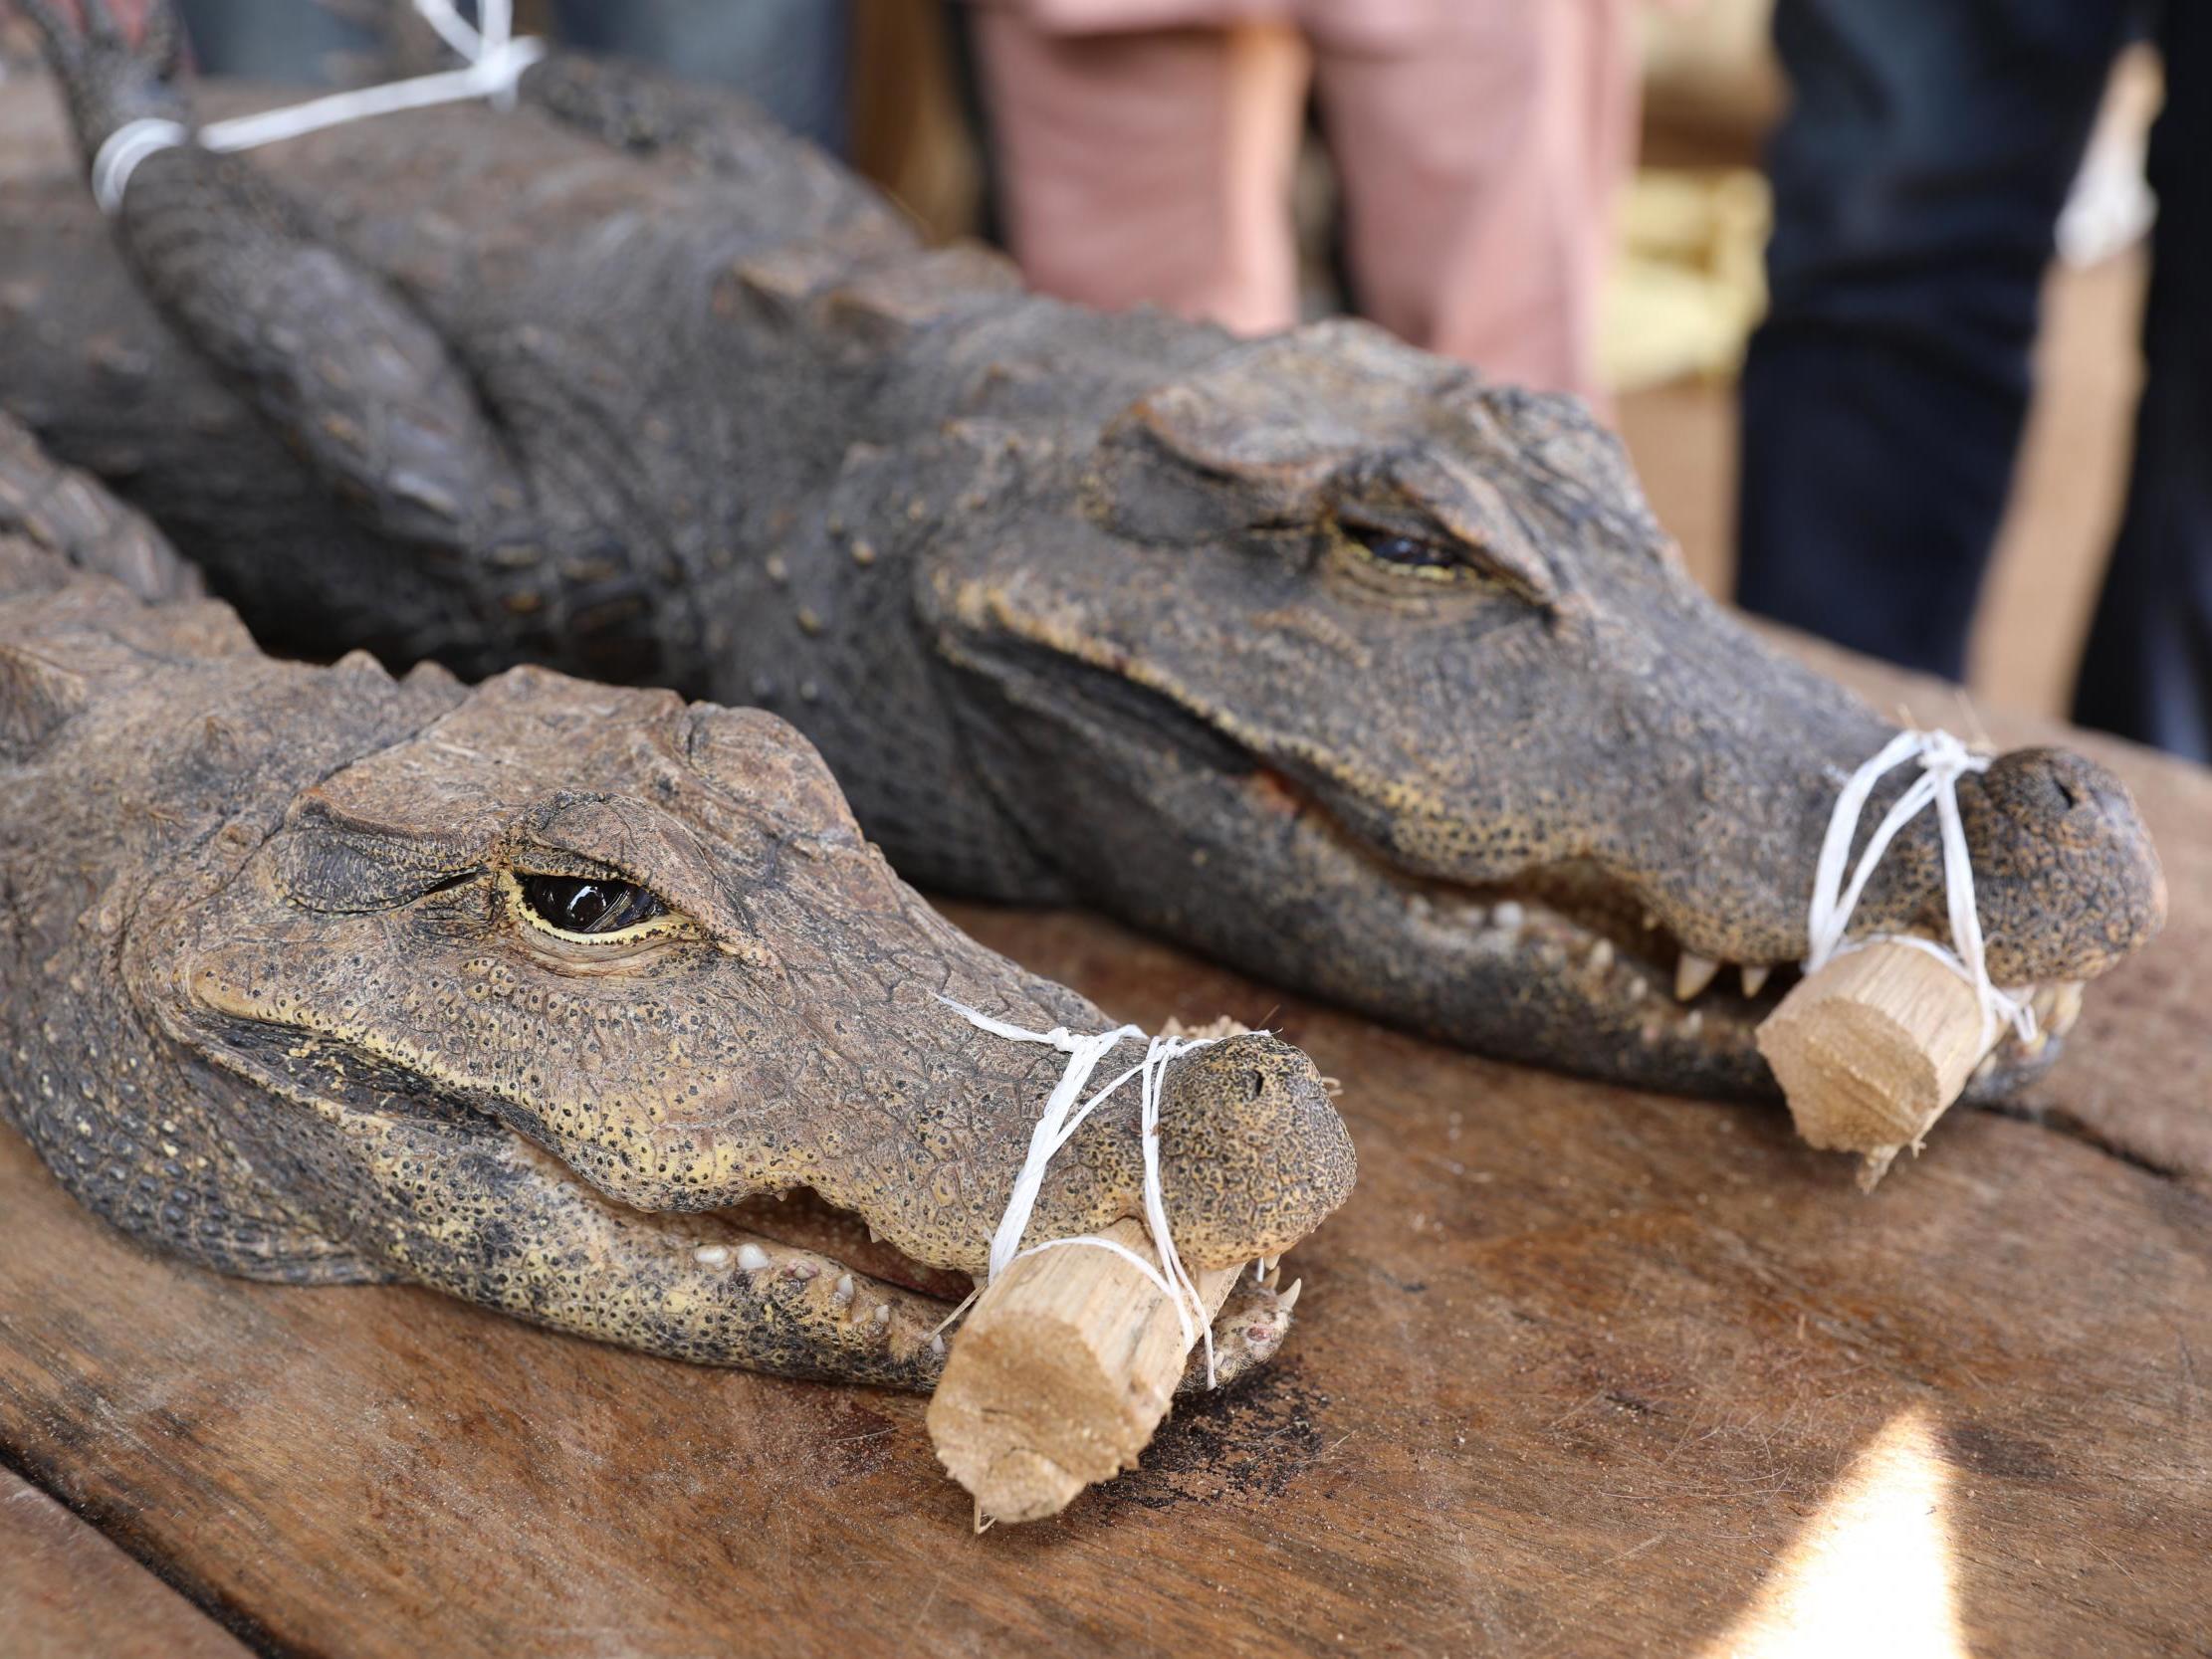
left=1755, top=940, right=2001, bottom=1189
left=927, top=1216, right=1246, bottom=1525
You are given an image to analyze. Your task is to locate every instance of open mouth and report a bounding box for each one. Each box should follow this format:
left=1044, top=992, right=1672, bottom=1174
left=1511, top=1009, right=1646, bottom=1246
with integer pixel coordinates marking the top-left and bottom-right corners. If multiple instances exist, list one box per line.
left=1247, top=766, right=2083, bottom=1081
left=216, top=1020, right=988, bottom=1318
left=682, top=1183, right=1300, bottom=1375
left=994, top=645, right=2078, bottom=1090
left=713, top=1186, right=977, bottom=1305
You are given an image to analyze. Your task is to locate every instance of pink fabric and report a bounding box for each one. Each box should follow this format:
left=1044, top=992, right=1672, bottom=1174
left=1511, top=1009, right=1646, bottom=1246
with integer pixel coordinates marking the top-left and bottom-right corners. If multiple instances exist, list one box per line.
left=974, top=20, right=1305, bottom=335
left=974, top=0, right=1482, bottom=56
left=973, top=1, right=1637, bottom=405
left=1315, top=0, right=1636, bottom=403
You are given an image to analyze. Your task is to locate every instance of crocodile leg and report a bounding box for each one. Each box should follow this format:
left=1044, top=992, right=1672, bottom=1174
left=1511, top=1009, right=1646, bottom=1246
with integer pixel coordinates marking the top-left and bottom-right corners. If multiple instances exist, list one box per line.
left=511, top=47, right=915, bottom=281
left=0, top=400, right=199, bottom=602
left=23, top=0, right=531, bottom=567
left=517, top=48, right=843, bottom=178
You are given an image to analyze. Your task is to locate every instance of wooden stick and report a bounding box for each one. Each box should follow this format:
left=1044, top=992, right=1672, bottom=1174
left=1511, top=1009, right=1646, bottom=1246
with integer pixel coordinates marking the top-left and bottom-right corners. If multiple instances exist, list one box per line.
left=927, top=1218, right=1243, bottom=1525
left=1755, top=941, right=1999, bottom=1189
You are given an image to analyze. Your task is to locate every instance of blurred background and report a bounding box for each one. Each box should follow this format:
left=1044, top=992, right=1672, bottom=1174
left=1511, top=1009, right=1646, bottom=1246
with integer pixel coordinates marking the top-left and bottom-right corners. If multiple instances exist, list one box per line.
left=0, top=0, right=2180, bottom=737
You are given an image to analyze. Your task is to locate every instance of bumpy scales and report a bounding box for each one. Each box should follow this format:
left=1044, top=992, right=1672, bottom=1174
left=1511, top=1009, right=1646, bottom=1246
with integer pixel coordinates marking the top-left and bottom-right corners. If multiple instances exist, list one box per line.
left=0, top=412, right=1351, bottom=1386
left=0, top=5, right=2166, bottom=1102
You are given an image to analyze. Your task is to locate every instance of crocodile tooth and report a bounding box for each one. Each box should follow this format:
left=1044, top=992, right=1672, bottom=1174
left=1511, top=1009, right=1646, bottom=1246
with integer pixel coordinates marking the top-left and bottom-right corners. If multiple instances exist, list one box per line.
left=783, top=1260, right=818, bottom=1282
left=1740, top=963, right=1771, bottom=998
left=930, top=1333, right=947, bottom=1357
left=1493, top=901, right=1525, bottom=932
left=1674, top=952, right=1720, bottom=1001
left=872, top=1304, right=892, bottom=1328
left=2049, top=981, right=2084, bottom=1035
left=1589, top=939, right=1614, bottom=971
left=693, top=1244, right=732, bottom=1269
left=736, top=1243, right=771, bottom=1272
left=1276, top=1278, right=1302, bottom=1314
left=832, top=1273, right=854, bottom=1307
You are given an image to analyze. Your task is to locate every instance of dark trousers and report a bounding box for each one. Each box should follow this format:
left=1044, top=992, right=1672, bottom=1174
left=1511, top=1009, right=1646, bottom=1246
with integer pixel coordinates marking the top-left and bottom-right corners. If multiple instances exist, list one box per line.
left=1736, top=0, right=2212, bottom=759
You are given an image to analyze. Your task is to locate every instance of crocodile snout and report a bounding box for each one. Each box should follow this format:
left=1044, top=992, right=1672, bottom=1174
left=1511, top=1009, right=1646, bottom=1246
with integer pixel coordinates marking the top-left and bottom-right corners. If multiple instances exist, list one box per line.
left=1962, top=747, right=2165, bottom=984
left=1155, top=1033, right=1357, bottom=1271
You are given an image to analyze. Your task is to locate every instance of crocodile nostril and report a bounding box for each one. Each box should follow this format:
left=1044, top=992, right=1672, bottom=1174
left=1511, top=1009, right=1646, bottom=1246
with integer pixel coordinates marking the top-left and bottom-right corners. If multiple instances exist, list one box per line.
left=1987, top=748, right=2122, bottom=830
left=1156, top=1033, right=1357, bottom=1263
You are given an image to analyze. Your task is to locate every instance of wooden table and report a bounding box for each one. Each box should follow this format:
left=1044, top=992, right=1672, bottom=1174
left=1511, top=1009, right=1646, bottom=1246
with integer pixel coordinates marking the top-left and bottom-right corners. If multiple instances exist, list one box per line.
left=3, top=634, right=2206, bottom=1656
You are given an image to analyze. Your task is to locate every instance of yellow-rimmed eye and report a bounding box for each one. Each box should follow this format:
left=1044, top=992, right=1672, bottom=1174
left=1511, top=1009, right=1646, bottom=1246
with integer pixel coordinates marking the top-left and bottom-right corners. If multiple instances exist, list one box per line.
left=515, top=872, right=667, bottom=935
left=1343, top=522, right=1464, bottom=579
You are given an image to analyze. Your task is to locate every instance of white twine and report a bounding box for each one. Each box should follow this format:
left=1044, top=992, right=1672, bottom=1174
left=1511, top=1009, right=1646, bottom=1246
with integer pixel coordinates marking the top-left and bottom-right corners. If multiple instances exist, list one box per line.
left=1806, top=727, right=2036, bottom=1052
left=939, top=995, right=1230, bottom=1388
left=91, top=0, right=544, bottom=214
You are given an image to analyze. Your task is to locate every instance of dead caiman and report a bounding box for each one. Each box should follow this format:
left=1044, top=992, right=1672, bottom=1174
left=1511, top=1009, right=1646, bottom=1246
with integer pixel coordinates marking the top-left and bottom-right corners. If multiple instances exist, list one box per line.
left=0, top=5, right=2166, bottom=1104
left=0, top=410, right=1349, bottom=1386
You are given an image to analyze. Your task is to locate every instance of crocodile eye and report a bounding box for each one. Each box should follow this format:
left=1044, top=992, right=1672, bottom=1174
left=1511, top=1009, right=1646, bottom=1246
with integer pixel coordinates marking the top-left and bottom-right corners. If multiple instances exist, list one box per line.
left=516, top=873, right=667, bottom=935
left=1346, top=524, right=1460, bottom=572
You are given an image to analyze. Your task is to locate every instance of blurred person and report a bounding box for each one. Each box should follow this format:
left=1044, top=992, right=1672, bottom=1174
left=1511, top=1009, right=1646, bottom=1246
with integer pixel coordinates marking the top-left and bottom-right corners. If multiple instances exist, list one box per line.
left=967, top=0, right=1640, bottom=408
left=1735, top=0, right=2210, bottom=759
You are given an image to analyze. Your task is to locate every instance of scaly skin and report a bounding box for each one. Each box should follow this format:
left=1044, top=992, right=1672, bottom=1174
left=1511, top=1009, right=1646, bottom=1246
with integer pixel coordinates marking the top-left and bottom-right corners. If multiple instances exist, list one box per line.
left=0, top=7, right=2167, bottom=1102
left=0, top=412, right=1349, bottom=1387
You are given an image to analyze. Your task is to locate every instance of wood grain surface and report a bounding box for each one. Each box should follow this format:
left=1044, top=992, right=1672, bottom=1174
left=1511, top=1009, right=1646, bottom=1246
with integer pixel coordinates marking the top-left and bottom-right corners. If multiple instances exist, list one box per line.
left=0, top=1468, right=253, bottom=1659
left=0, top=74, right=2204, bottom=1648
left=2, top=638, right=2207, bottom=1658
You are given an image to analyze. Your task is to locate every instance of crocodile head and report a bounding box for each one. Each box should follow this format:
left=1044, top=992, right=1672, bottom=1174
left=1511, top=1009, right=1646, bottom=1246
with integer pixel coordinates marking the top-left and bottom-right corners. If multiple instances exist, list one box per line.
left=140, top=666, right=1351, bottom=1385
left=920, top=320, right=2165, bottom=1100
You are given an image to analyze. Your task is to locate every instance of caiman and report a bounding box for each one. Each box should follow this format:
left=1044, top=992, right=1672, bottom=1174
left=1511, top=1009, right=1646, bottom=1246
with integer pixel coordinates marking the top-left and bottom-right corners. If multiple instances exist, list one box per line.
left=0, top=3, right=2167, bottom=1104
left=0, top=409, right=1348, bottom=1387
